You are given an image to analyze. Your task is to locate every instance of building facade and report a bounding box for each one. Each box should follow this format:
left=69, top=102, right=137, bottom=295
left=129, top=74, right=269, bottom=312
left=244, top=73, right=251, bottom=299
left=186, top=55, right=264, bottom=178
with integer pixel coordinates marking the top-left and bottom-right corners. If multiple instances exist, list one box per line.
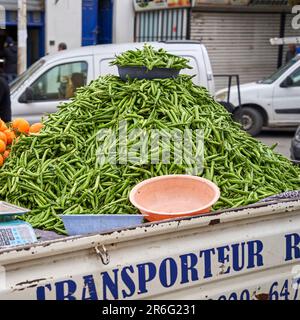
left=0, top=0, right=114, bottom=67
left=46, top=0, right=114, bottom=54
left=190, top=0, right=299, bottom=90
left=0, top=0, right=45, bottom=66
left=0, top=0, right=298, bottom=82
left=45, top=0, right=82, bottom=55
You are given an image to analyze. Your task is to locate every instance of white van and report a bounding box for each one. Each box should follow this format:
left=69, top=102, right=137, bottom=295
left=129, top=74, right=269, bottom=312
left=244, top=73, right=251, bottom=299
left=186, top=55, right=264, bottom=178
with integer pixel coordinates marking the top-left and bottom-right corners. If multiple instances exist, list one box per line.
left=215, top=55, right=300, bottom=136
left=10, top=41, right=215, bottom=124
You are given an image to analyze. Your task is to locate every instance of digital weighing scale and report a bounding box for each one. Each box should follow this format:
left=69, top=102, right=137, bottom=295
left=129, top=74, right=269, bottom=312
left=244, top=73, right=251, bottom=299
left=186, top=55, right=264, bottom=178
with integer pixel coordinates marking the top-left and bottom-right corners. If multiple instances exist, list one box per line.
left=0, top=202, right=37, bottom=247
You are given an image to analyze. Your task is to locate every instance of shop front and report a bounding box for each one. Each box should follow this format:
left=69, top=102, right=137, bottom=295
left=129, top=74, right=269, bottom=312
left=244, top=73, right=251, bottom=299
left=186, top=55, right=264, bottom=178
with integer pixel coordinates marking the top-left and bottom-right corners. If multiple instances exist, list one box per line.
left=0, top=0, right=45, bottom=67
left=82, top=0, right=113, bottom=46
left=190, top=0, right=295, bottom=90
left=133, top=0, right=194, bottom=42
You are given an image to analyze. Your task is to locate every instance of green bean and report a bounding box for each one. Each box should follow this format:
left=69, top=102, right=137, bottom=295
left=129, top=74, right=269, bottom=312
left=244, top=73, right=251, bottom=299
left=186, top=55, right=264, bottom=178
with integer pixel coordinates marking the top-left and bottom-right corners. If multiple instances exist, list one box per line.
left=110, top=44, right=192, bottom=71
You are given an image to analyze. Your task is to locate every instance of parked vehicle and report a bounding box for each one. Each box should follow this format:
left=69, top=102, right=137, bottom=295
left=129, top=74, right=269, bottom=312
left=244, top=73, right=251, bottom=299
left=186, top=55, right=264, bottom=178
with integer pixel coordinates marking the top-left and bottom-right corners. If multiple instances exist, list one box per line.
left=9, top=41, right=215, bottom=124
left=216, top=55, right=300, bottom=136
left=0, top=199, right=300, bottom=300
left=291, top=126, right=300, bottom=160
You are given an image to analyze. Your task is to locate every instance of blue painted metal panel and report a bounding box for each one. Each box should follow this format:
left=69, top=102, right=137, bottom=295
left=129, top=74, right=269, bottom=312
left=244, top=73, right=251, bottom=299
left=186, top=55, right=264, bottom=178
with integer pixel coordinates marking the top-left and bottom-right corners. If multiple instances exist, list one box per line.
left=38, top=12, right=45, bottom=58
left=98, top=0, right=113, bottom=44
left=82, top=0, right=99, bottom=46
left=5, top=11, right=17, bottom=26
left=26, top=12, right=45, bottom=65
left=6, top=10, right=43, bottom=26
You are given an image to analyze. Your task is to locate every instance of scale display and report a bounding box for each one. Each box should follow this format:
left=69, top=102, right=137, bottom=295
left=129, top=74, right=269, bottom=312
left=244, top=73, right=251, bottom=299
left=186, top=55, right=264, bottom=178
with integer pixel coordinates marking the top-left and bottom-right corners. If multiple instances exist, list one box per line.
left=0, top=202, right=37, bottom=247
left=0, top=220, right=37, bottom=247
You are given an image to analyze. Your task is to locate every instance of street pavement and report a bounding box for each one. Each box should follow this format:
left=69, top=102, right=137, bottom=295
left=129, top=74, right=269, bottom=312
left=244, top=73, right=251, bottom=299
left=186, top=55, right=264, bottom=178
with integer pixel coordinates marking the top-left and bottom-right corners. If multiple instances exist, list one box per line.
left=256, top=128, right=296, bottom=159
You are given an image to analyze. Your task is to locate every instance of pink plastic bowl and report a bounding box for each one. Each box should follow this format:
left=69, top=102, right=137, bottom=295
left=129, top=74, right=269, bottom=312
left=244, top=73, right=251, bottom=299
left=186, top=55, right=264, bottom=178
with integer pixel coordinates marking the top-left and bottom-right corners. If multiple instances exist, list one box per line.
left=129, top=175, right=220, bottom=222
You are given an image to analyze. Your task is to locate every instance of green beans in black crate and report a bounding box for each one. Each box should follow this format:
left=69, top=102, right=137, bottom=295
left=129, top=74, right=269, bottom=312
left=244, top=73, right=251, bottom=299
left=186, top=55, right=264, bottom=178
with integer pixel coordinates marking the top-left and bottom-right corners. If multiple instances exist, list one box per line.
left=0, top=48, right=299, bottom=233
left=110, top=44, right=192, bottom=70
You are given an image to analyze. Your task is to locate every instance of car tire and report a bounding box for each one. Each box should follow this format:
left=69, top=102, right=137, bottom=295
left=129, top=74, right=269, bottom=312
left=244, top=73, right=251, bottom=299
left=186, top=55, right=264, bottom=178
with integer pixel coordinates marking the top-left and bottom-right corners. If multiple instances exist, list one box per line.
left=239, top=107, right=263, bottom=136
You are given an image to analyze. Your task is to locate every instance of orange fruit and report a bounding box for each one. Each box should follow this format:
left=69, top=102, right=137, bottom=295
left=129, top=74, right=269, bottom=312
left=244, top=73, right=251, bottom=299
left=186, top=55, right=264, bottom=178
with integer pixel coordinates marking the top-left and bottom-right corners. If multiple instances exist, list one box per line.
left=0, top=140, right=6, bottom=153
left=4, top=129, right=16, bottom=145
left=29, top=123, right=44, bottom=134
left=0, top=120, right=8, bottom=132
left=3, top=150, right=10, bottom=160
left=0, top=132, right=7, bottom=145
left=12, top=118, right=30, bottom=134
left=0, top=154, right=3, bottom=167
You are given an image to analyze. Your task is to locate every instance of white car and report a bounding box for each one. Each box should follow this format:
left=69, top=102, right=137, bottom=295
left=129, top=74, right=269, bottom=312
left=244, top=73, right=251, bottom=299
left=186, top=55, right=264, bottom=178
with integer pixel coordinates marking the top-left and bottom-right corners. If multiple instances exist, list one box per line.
left=216, top=55, right=300, bottom=136
left=9, top=41, right=215, bottom=124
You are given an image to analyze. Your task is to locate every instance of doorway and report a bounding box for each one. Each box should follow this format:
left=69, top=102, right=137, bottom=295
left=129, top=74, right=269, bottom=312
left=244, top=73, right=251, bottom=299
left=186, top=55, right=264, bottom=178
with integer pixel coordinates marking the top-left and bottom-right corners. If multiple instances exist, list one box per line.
left=82, top=0, right=113, bottom=46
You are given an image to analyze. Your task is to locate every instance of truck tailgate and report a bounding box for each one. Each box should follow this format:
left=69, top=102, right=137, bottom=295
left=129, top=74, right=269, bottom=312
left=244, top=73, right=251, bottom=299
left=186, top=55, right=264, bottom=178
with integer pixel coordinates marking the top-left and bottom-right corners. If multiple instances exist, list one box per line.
left=0, top=200, right=300, bottom=300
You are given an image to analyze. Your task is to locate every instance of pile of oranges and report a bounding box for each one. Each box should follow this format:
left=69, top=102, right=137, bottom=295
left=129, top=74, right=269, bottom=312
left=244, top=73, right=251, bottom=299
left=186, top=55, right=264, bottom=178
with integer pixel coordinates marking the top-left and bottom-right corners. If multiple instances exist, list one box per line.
left=0, top=118, right=44, bottom=167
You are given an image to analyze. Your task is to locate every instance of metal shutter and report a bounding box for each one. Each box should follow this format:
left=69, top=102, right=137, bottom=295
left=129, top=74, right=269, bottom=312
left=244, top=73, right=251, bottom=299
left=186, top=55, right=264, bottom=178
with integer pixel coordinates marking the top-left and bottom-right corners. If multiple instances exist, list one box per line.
left=135, top=8, right=189, bottom=42
left=282, top=14, right=300, bottom=64
left=191, top=12, right=281, bottom=91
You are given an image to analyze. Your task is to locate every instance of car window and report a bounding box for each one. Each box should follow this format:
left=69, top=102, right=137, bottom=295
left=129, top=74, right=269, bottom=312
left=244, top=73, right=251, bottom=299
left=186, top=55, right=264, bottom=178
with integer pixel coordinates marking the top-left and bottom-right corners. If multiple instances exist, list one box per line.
left=99, top=58, right=119, bottom=76
left=290, top=67, right=300, bottom=87
left=26, top=61, right=88, bottom=102
left=260, top=57, right=299, bottom=84
left=10, top=59, right=45, bottom=94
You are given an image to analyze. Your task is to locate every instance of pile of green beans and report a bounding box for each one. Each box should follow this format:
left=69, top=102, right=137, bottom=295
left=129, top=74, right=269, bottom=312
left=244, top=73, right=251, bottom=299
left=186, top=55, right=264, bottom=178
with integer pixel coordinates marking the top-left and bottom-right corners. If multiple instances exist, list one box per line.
left=110, top=44, right=192, bottom=70
left=0, top=73, right=299, bottom=233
